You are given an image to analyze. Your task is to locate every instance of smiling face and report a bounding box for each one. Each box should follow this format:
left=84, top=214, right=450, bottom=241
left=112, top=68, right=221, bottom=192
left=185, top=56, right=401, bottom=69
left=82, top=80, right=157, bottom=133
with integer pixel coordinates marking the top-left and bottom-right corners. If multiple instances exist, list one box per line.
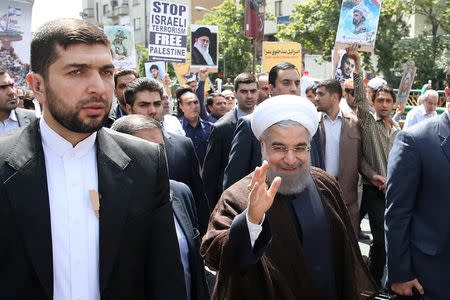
left=260, top=124, right=311, bottom=195
left=29, top=43, right=114, bottom=136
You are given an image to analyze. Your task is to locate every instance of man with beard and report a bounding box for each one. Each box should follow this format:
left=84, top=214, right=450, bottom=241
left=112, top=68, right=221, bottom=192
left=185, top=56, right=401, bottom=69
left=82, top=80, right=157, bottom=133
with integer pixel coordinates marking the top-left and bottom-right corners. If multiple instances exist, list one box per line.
left=0, top=67, right=36, bottom=133
left=353, top=6, right=368, bottom=35
left=191, top=27, right=216, bottom=66
left=201, top=95, right=376, bottom=299
left=0, top=18, right=186, bottom=299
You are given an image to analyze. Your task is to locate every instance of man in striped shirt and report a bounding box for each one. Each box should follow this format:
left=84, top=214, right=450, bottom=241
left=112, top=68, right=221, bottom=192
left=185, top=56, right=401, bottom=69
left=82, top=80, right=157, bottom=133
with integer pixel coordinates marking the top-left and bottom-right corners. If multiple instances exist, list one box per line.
left=347, top=45, right=400, bottom=287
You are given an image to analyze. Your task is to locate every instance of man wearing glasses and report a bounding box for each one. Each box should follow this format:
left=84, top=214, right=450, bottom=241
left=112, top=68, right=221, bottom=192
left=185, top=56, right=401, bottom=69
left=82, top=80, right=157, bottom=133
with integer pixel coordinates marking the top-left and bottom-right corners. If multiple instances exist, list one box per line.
left=0, top=67, right=36, bottom=133
left=202, top=95, right=376, bottom=299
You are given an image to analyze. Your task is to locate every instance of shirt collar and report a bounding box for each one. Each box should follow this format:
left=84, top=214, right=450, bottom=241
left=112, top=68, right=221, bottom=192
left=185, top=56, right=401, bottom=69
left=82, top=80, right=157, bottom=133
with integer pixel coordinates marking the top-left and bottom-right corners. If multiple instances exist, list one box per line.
left=322, top=109, right=343, bottom=121
left=40, top=117, right=97, bottom=158
left=10, top=109, right=18, bottom=122
left=420, top=104, right=437, bottom=117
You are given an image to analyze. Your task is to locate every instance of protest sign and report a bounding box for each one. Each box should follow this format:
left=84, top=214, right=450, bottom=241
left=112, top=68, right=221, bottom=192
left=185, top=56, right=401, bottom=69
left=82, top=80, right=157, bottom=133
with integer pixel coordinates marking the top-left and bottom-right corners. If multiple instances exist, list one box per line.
left=144, top=62, right=166, bottom=83
left=190, top=24, right=218, bottom=72
left=335, top=0, right=382, bottom=52
left=262, top=42, right=302, bottom=73
left=104, top=25, right=136, bottom=68
left=397, top=64, right=416, bottom=103
left=148, top=0, right=189, bottom=63
left=0, top=0, right=33, bottom=88
left=332, top=48, right=356, bottom=83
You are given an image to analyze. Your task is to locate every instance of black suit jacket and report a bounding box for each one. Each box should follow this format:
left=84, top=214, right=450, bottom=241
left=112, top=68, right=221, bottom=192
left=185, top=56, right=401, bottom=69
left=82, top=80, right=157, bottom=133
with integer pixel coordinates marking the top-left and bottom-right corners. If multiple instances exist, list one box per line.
left=15, top=107, right=37, bottom=127
left=202, top=108, right=238, bottom=208
left=170, top=180, right=210, bottom=300
left=0, top=121, right=186, bottom=299
left=163, top=131, right=210, bottom=236
left=223, top=116, right=325, bottom=190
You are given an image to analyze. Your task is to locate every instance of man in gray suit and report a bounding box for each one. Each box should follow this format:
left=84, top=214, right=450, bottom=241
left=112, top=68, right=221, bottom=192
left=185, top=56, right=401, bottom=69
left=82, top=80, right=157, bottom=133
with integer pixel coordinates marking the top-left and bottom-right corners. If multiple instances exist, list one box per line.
left=385, top=109, right=450, bottom=299
left=0, top=67, right=36, bottom=133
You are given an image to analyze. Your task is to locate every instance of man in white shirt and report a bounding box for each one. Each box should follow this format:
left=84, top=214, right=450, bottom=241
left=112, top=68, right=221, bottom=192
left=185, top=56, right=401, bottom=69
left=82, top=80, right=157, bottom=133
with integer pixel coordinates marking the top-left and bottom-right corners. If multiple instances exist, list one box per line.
left=315, top=79, right=376, bottom=234
left=0, top=18, right=186, bottom=299
left=0, top=67, right=36, bottom=133
left=403, top=89, right=439, bottom=129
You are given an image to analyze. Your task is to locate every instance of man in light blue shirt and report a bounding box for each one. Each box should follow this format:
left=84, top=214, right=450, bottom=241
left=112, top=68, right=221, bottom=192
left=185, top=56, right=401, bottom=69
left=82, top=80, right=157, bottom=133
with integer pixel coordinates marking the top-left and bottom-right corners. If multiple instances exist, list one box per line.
left=403, top=89, right=438, bottom=129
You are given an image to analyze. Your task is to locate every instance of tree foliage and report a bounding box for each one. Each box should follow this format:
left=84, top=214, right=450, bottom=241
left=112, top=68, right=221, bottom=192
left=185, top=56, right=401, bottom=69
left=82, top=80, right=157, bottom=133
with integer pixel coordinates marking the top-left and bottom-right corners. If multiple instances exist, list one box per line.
left=196, top=0, right=253, bottom=79
left=276, top=0, right=450, bottom=88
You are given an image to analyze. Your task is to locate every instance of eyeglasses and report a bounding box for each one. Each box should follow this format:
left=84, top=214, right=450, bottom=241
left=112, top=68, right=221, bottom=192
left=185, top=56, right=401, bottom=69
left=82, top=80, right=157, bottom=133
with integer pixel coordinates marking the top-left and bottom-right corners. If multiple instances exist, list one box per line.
left=0, top=83, right=14, bottom=90
left=270, top=144, right=311, bottom=156
left=344, top=88, right=354, bottom=96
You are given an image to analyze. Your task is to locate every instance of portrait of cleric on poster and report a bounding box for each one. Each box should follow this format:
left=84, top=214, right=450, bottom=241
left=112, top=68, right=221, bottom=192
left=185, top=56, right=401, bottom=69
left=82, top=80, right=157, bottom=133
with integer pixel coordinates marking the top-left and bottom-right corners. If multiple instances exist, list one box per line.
left=191, top=24, right=218, bottom=68
left=335, top=0, right=382, bottom=48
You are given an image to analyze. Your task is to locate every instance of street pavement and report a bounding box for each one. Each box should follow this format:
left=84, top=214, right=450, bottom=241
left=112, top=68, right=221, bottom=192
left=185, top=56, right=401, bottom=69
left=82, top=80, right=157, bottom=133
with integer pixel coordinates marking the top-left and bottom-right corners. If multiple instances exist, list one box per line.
left=358, top=216, right=372, bottom=257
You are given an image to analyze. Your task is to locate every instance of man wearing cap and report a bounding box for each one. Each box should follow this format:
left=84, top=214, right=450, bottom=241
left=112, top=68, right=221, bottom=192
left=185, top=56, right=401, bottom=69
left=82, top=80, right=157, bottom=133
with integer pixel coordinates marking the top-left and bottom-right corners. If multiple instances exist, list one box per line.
left=192, top=27, right=216, bottom=66
left=201, top=95, right=376, bottom=299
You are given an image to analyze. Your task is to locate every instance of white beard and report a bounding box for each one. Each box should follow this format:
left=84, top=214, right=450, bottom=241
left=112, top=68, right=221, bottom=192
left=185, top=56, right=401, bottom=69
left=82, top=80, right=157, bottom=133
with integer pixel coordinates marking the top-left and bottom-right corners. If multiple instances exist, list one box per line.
left=194, top=42, right=214, bottom=65
left=262, top=152, right=311, bottom=195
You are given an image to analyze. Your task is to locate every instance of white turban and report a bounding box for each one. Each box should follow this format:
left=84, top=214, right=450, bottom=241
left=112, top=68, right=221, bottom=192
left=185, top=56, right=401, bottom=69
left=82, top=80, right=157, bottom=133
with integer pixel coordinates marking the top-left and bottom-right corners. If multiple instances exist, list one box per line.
left=353, top=6, right=368, bottom=19
left=251, top=95, right=319, bottom=139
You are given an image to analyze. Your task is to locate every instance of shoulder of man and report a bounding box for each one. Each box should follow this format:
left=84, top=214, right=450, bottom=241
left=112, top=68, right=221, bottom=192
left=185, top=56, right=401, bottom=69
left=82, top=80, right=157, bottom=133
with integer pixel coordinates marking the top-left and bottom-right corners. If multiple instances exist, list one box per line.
left=100, top=127, right=161, bottom=158
left=0, top=126, right=28, bottom=161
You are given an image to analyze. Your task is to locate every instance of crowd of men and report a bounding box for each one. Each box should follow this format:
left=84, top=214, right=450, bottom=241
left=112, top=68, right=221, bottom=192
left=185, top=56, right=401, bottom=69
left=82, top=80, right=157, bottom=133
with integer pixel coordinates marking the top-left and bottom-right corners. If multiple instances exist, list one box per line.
left=1, top=18, right=450, bottom=300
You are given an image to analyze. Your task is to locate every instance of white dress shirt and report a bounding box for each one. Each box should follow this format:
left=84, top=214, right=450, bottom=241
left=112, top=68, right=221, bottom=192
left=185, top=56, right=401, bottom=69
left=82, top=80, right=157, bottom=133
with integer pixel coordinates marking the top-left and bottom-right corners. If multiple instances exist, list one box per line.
left=0, top=110, right=19, bottom=133
left=40, top=118, right=100, bottom=300
left=322, top=111, right=343, bottom=177
left=163, top=114, right=186, bottom=136
left=403, top=104, right=437, bottom=129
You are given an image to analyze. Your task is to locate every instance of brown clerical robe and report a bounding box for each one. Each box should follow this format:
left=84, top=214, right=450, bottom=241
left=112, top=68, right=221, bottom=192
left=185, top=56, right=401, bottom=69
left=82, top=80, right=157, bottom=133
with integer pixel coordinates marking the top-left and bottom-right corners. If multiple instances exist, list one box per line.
left=201, top=167, right=376, bottom=300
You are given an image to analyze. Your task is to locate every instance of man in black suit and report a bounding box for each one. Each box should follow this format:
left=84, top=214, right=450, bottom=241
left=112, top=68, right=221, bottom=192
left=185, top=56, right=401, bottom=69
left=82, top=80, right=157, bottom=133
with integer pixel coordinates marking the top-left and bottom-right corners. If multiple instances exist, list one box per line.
left=202, top=73, right=258, bottom=208
left=0, top=18, right=186, bottom=299
left=222, top=62, right=322, bottom=190
left=111, top=115, right=211, bottom=300
left=0, top=67, right=37, bottom=133
left=124, top=77, right=210, bottom=235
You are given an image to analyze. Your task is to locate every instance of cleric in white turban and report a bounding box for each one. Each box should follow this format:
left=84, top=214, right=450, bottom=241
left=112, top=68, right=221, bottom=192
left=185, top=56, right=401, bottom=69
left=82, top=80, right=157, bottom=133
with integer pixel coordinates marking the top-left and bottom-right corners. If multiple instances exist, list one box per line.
left=251, top=95, right=319, bottom=140
left=201, top=93, right=376, bottom=300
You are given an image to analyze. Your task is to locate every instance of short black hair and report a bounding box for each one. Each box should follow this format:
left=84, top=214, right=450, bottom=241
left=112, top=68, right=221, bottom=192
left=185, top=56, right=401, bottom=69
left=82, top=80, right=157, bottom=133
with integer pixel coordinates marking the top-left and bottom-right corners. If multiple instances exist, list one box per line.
left=315, top=79, right=342, bottom=99
left=175, top=87, right=195, bottom=104
left=372, top=85, right=396, bottom=103
left=206, top=92, right=223, bottom=107
left=268, top=62, right=298, bottom=86
left=114, top=68, right=139, bottom=87
left=234, top=72, right=258, bottom=91
left=305, top=84, right=316, bottom=95
left=30, top=18, right=112, bottom=80
left=124, top=77, right=163, bottom=106
left=111, top=114, right=161, bottom=135
left=150, top=64, right=159, bottom=70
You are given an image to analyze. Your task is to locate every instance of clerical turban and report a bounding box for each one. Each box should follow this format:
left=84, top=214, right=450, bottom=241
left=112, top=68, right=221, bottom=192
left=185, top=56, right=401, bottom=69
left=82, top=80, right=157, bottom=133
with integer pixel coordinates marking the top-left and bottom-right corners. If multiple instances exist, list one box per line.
left=251, top=95, right=319, bottom=139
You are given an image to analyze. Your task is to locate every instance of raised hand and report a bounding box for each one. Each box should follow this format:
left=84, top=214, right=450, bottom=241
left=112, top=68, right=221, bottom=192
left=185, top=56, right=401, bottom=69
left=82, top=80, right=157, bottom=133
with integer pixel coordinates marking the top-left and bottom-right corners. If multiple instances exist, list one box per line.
left=247, top=161, right=282, bottom=224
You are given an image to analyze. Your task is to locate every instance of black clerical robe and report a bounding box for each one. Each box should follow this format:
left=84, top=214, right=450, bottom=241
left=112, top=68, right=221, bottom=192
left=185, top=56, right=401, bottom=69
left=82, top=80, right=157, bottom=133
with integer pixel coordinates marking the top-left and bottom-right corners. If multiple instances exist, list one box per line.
left=201, top=167, right=376, bottom=300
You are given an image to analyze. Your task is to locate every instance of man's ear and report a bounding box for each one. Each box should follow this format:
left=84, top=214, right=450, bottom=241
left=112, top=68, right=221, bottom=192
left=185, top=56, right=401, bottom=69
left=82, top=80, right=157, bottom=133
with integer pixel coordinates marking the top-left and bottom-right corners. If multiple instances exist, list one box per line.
left=268, top=84, right=274, bottom=97
left=125, top=103, right=133, bottom=114
left=26, top=73, right=46, bottom=104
